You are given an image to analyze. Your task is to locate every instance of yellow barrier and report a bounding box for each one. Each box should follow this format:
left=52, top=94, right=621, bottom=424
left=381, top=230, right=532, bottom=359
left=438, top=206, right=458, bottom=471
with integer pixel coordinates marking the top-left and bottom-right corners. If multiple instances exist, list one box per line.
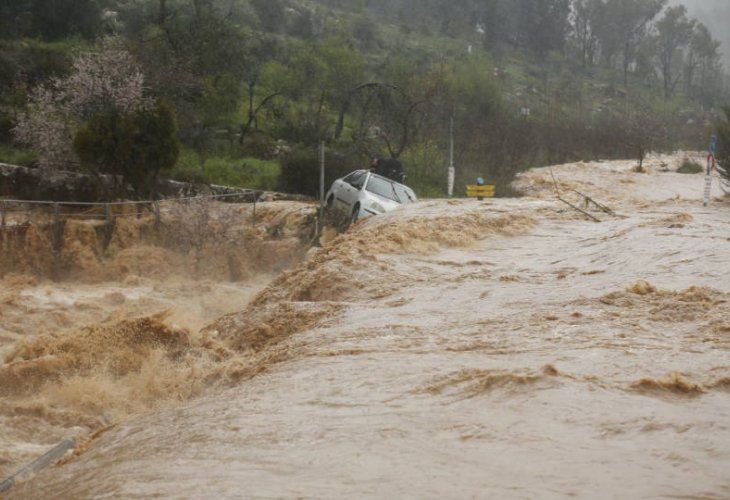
left=465, top=184, right=495, bottom=198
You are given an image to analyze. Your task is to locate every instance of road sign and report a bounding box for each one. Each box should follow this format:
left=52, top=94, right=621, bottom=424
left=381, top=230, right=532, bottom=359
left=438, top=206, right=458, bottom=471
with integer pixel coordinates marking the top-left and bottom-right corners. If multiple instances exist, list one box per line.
left=466, top=184, right=495, bottom=198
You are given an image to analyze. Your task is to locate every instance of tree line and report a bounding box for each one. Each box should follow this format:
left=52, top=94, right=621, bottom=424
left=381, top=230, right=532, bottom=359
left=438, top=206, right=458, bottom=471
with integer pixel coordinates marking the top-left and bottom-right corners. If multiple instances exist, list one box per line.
left=0, top=0, right=727, bottom=198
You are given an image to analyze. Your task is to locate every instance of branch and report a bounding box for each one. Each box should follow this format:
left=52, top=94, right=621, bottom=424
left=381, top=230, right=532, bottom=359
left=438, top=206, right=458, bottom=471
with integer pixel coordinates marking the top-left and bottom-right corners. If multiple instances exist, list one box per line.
left=334, top=82, right=398, bottom=139
left=238, top=92, right=280, bottom=145
left=394, top=99, right=430, bottom=158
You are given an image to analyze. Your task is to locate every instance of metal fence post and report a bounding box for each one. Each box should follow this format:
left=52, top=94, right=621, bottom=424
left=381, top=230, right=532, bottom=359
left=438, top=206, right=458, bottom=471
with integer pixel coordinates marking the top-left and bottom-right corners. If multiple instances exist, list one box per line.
left=52, top=203, right=61, bottom=246
left=252, top=192, right=256, bottom=226
left=152, top=201, right=161, bottom=230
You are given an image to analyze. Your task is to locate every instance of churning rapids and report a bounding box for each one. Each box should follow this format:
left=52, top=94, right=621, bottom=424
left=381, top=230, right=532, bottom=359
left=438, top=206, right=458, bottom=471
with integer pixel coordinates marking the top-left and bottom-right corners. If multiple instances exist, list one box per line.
left=3, top=154, right=730, bottom=498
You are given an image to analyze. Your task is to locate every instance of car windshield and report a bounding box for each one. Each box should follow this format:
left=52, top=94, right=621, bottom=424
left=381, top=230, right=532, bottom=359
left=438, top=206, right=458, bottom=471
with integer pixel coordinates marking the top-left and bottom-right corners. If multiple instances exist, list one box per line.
left=365, top=175, right=400, bottom=202
left=393, top=184, right=416, bottom=203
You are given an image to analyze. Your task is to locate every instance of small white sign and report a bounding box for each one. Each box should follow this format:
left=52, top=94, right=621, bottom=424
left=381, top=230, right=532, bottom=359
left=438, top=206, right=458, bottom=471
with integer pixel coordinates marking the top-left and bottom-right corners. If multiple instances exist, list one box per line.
left=447, top=166, right=455, bottom=197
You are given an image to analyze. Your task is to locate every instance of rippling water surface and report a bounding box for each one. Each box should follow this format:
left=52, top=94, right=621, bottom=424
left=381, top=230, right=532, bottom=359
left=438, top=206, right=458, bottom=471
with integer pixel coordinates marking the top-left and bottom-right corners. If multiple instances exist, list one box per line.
left=4, top=155, right=730, bottom=498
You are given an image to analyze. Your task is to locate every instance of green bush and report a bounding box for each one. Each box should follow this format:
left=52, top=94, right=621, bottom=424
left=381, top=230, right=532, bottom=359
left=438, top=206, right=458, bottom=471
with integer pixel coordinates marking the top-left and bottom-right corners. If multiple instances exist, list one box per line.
left=241, top=134, right=278, bottom=159
left=401, top=142, right=448, bottom=198
left=169, top=148, right=205, bottom=183
left=0, top=145, right=38, bottom=167
left=276, top=147, right=318, bottom=196
left=74, top=100, right=180, bottom=197
left=203, top=156, right=280, bottom=190
left=170, top=149, right=280, bottom=190
left=677, top=159, right=704, bottom=174
left=277, top=145, right=363, bottom=197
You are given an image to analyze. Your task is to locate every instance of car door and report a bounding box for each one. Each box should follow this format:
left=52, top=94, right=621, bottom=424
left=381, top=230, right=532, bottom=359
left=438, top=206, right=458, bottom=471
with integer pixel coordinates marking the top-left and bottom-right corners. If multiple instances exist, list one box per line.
left=335, top=171, right=366, bottom=209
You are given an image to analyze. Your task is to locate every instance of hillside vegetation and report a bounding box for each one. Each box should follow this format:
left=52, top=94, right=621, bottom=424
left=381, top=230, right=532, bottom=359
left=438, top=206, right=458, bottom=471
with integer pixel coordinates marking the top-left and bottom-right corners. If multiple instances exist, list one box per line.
left=0, top=0, right=728, bottom=198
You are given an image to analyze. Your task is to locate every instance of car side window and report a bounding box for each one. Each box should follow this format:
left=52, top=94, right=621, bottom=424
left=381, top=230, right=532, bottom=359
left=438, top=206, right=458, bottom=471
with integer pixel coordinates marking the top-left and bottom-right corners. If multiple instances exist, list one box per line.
left=344, top=171, right=366, bottom=190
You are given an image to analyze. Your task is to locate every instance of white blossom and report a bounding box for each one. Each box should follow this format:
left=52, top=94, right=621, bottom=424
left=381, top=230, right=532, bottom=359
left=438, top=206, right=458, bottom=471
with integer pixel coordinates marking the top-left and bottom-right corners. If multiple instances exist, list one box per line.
left=13, top=47, right=151, bottom=173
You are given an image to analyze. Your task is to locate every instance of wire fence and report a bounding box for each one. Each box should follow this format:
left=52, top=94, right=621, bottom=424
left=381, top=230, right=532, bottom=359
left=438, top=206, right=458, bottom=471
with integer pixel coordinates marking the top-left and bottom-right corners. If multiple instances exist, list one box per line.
left=0, top=191, right=261, bottom=229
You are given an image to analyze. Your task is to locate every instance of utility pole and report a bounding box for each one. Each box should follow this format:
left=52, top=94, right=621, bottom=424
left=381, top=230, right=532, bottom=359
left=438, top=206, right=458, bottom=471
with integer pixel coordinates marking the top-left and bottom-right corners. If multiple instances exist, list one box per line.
left=319, top=140, right=326, bottom=221
left=704, top=135, right=717, bottom=207
left=447, top=115, right=455, bottom=197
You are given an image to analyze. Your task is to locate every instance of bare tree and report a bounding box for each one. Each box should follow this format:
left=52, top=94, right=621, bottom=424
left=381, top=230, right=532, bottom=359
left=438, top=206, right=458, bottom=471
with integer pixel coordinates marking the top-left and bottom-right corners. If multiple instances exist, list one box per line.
left=627, top=105, right=667, bottom=171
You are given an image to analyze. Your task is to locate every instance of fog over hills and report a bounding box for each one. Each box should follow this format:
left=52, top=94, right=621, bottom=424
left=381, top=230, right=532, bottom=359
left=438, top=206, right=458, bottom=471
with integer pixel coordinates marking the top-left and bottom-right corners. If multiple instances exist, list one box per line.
left=674, top=0, right=730, bottom=67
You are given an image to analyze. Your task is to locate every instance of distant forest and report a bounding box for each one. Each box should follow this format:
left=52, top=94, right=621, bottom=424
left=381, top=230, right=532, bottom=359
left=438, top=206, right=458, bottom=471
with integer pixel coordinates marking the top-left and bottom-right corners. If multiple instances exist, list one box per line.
left=0, top=0, right=728, bottom=197
left=670, top=0, right=730, bottom=67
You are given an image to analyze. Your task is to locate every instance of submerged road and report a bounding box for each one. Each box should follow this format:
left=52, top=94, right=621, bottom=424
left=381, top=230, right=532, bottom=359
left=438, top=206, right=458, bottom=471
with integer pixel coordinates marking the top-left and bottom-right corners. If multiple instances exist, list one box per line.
left=10, top=157, right=730, bottom=498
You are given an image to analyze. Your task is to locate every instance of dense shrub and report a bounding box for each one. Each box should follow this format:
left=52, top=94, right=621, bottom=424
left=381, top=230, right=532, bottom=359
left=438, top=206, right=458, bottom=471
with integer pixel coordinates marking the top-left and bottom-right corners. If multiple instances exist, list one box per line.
left=677, top=159, right=704, bottom=174
left=277, top=145, right=365, bottom=197
left=0, top=145, right=38, bottom=167
left=73, top=100, right=180, bottom=196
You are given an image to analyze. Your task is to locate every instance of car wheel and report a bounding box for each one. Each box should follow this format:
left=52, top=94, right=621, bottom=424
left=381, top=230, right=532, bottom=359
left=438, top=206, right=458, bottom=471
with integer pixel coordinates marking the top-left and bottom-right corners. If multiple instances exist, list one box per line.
left=326, top=194, right=334, bottom=208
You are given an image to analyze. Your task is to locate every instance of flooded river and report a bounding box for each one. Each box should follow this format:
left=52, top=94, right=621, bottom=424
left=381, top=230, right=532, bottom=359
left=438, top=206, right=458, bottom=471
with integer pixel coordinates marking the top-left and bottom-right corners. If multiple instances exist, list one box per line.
left=3, top=154, right=730, bottom=498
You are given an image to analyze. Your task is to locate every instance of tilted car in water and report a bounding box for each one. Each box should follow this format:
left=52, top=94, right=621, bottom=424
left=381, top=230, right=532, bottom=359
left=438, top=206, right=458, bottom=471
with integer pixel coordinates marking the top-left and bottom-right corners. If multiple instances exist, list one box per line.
left=325, top=169, right=418, bottom=223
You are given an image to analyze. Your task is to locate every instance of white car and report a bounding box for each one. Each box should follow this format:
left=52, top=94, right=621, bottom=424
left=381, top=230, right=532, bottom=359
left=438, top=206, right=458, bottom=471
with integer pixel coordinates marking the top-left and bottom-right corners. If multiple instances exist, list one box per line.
left=325, top=170, right=417, bottom=223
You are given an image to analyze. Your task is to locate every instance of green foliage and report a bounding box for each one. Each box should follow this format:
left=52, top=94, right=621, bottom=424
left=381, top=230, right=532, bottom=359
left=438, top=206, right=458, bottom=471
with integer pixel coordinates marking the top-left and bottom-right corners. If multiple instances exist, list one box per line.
left=654, top=5, right=695, bottom=99
left=277, top=145, right=364, bottom=197
left=0, top=39, right=73, bottom=90
left=0, top=0, right=102, bottom=41
left=73, top=100, right=180, bottom=196
left=276, top=146, right=320, bottom=196
left=677, top=159, right=704, bottom=174
left=200, top=72, right=242, bottom=125
left=169, top=148, right=209, bottom=185
left=170, top=149, right=280, bottom=190
left=350, top=12, right=379, bottom=49
left=0, top=144, right=38, bottom=167
left=2, top=0, right=728, bottom=199
left=0, top=39, right=74, bottom=141
left=401, top=142, right=448, bottom=197
left=451, top=59, right=504, bottom=124
left=251, top=0, right=287, bottom=33
left=205, top=156, right=280, bottom=190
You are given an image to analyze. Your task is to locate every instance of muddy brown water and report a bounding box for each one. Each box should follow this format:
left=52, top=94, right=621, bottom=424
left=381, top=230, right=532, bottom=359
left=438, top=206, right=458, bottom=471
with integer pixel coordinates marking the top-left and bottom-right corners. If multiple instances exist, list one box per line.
left=4, top=155, right=730, bottom=498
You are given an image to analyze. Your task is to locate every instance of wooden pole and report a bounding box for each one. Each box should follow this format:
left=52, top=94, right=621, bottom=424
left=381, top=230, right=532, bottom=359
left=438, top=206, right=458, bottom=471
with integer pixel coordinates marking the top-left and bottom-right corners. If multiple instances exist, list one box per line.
left=557, top=197, right=600, bottom=222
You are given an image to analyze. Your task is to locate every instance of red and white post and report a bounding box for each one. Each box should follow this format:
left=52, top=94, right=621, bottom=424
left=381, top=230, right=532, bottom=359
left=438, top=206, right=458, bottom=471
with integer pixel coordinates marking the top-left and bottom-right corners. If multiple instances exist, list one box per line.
left=704, top=135, right=717, bottom=207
